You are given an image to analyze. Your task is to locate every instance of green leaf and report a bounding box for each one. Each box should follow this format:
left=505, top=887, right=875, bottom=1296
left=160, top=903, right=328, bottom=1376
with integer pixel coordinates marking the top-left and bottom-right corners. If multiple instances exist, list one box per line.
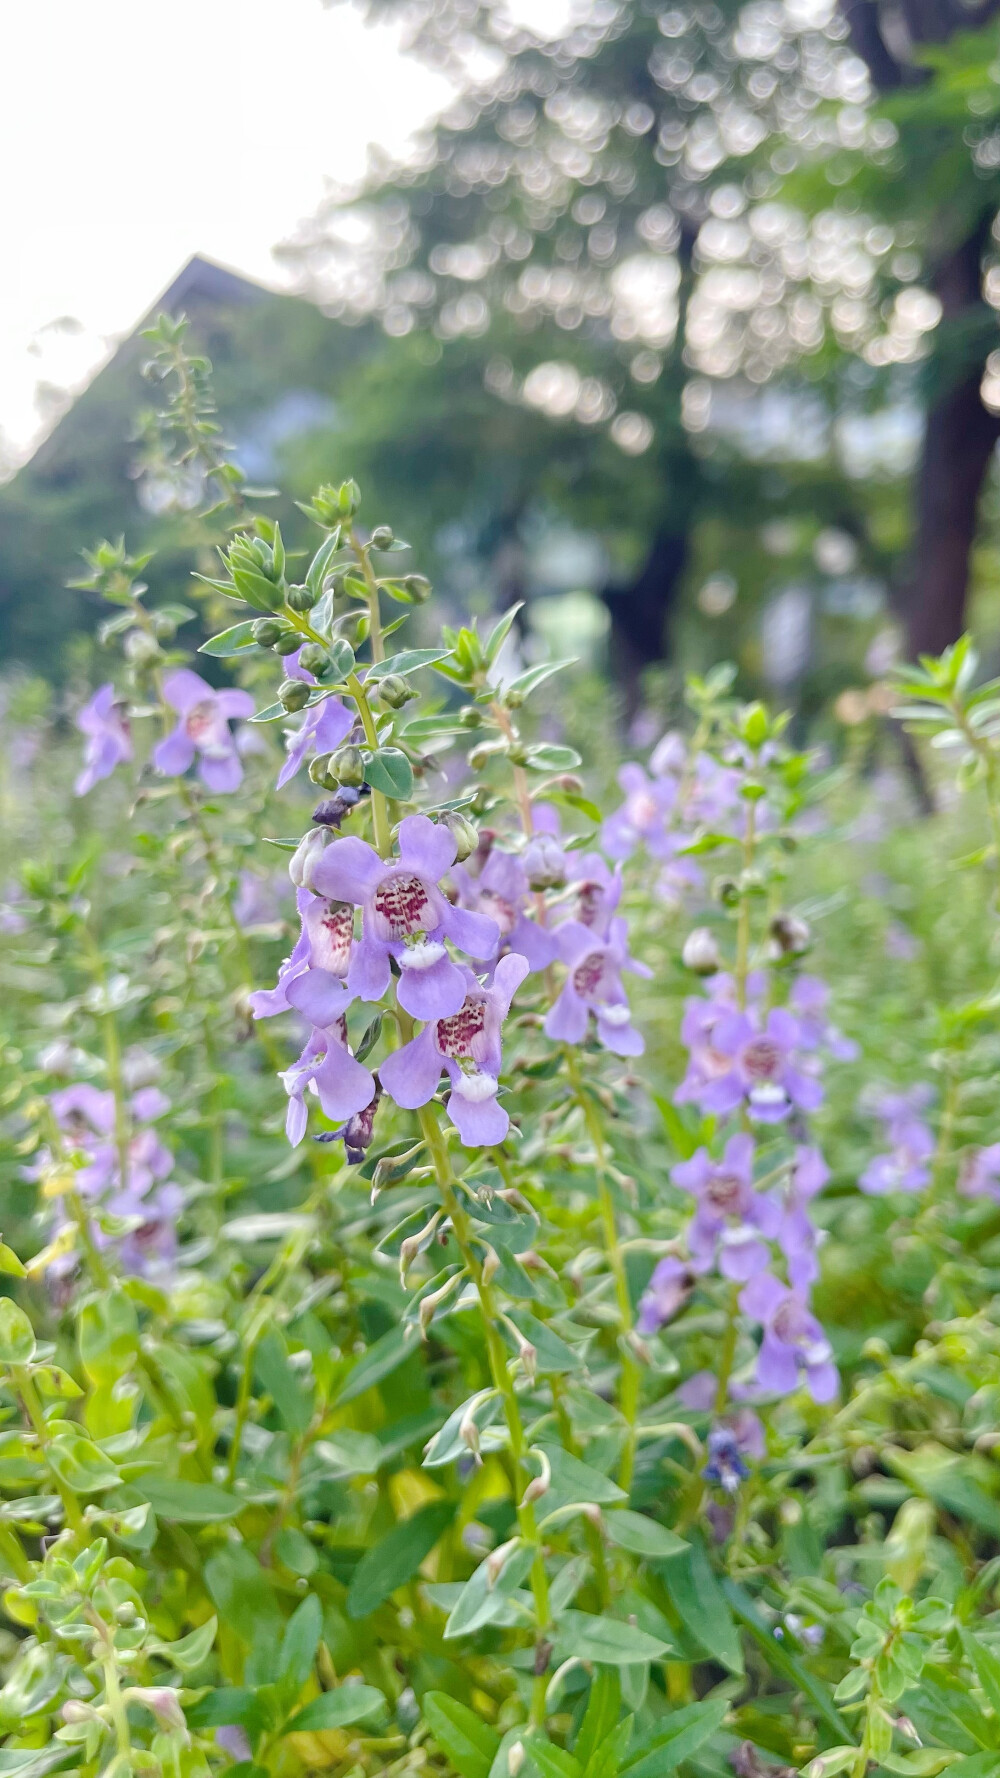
left=541, top=1446, right=627, bottom=1511
left=255, top=1330, right=314, bottom=1437
left=574, top=1669, right=622, bottom=1768
left=0, top=1248, right=25, bottom=1280
left=306, top=528, right=343, bottom=596
left=505, top=658, right=576, bottom=698
left=485, top=602, right=523, bottom=665
left=0, top=1300, right=35, bottom=1366
left=723, top=1580, right=847, bottom=1739
left=424, top=1692, right=501, bottom=1778
left=659, top=1543, right=743, bottom=1675
left=278, top=1592, right=323, bottom=1696
left=604, top=1511, right=688, bottom=1560
left=524, top=743, right=583, bottom=772
left=198, top=621, right=260, bottom=657
left=140, top=1478, right=241, bottom=1522
left=46, top=1434, right=120, bottom=1493
left=347, top=1500, right=455, bottom=1618
left=620, top=1699, right=729, bottom=1778
left=961, top=1629, right=1000, bottom=1715
left=365, top=747, right=414, bottom=799
left=530, top=1741, right=581, bottom=1778
left=445, top=1545, right=535, bottom=1638
left=367, top=648, right=453, bottom=681
left=78, top=1289, right=138, bottom=1386
left=186, top=1687, right=275, bottom=1738
left=336, top=1323, right=420, bottom=1405
left=148, top=1616, right=218, bottom=1673
left=248, top=700, right=287, bottom=723
left=283, top=1686, right=386, bottom=1735
left=502, top=1309, right=585, bottom=1376
left=555, top=1612, right=670, bottom=1666
left=584, top=1718, right=633, bottom=1778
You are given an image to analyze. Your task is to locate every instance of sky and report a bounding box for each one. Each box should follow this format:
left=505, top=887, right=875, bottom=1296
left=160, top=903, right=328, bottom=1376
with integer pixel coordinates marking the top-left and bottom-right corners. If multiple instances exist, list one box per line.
left=0, top=0, right=454, bottom=466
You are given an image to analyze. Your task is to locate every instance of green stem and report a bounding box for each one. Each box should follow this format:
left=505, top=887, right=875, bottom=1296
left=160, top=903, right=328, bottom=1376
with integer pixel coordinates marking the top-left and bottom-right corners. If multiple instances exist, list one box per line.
left=347, top=669, right=392, bottom=858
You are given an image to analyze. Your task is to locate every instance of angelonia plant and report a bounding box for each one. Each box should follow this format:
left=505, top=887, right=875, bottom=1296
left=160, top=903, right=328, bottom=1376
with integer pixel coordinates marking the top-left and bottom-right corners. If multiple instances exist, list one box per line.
left=5, top=326, right=1000, bottom=1778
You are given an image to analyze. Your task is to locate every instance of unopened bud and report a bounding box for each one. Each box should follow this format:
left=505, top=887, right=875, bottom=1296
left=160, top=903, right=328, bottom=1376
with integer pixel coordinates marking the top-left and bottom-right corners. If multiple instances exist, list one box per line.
left=486, top=1538, right=521, bottom=1586
left=581, top=1503, right=604, bottom=1530
left=403, top=573, right=432, bottom=603
left=289, top=827, right=329, bottom=890
left=459, top=704, right=484, bottom=729
left=124, top=630, right=160, bottom=668
left=330, top=744, right=366, bottom=789
left=517, top=1339, right=537, bottom=1383
left=441, top=809, right=478, bottom=863
left=274, top=630, right=304, bottom=656
left=286, top=583, right=319, bottom=613
left=370, top=524, right=394, bottom=549
left=523, top=833, right=566, bottom=891
left=279, top=678, right=311, bottom=712
left=115, top=1600, right=137, bottom=1625
left=769, top=913, right=811, bottom=956
left=378, top=674, right=415, bottom=709
left=682, top=927, right=721, bottom=974
left=399, top=1234, right=423, bottom=1281
left=62, top=1700, right=98, bottom=1724
left=713, top=876, right=740, bottom=907
left=298, top=642, right=332, bottom=678
left=520, top=1448, right=551, bottom=1507
left=308, top=752, right=338, bottom=790
left=252, top=616, right=289, bottom=647
left=123, top=1687, right=189, bottom=1738
left=507, top=1742, right=525, bottom=1777
left=459, top=1410, right=482, bottom=1463
left=481, top=1245, right=501, bottom=1286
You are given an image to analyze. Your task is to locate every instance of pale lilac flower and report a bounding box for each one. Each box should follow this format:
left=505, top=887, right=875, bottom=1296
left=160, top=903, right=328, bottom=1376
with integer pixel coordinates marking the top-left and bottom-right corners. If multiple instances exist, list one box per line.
left=452, top=846, right=557, bottom=972
left=776, top=1146, right=829, bottom=1289
left=276, top=649, right=354, bottom=788
left=650, top=731, right=687, bottom=777
left=677, top=1003, right=822, bottom=1124
left=523, top=804, right=567, bottom=890
left=281, top=1018, right=376, bottom=1147
left=47, top=1081, right=179, bottom=1277
left=153, top=669, right=255, bottom=793
left=739, top=1273, right=838, bottom=1402
left=380, top=954, right=529, bottom=1147
left=216, top=1727, right=252, bottom=1763
left=674, top=1133, right=780, bottom=1281
left=544, top=916, right=649, bottom=1056
left=859, top=1085, right=935, bottom=1196
left=232, top=871, right=283, bottom=930
left=74, top=685, right=132, bottom=796
left=311, top=815, right=500, bottom=1020
left=790, top=978, right=858, bottom=1062
left=885, top=922, right=919, bottom=962
left=684, top=753, right=742, bottom=827
left=637, top=1256, right=693, bottom=1334
left=602, top=762, right=677, bottom=861
left=248, top=890, right=314, bottom=1019
left=564, top=853, right=623, bottom=939
left=109, top=1181, right=184, bottom=1275
left=959, top=1143, right=1000, bottom=1200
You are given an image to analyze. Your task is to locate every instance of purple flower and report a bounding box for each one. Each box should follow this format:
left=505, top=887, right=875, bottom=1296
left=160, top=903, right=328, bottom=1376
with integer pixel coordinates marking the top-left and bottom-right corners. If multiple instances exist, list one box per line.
left=310, top=815, right=500, bottom=1021
left=152, top=669, right=255, bottom=793
left=47, top=1081, right=179, bottom=1278
left=859, top=1085, right=935, bottom=1196
left=684, top=753, right=742, bottom=827
left=74, top=685, right=132, bottom=796
left=216, top=1727, right=253, bottom=1763
left=380, top=954, right=529, bottom=1147
left=602, top=762, right=678, bottom=862
left=452, top=846, right=557, bottom=973
left=281, top=1017, right=376, bottom=1146
left=790, top=977, right=858, bottom=1062
left=677, top=1001, right=822, bottom=1124
left=637, top=1256, right=694, bottom=1334
left=704, top=1409, right=766, bottom=1493
left=959, top=1143, right=1000, bottom=1200
left=232, top=871, right=284, bottom=930
left=564, top=853, right=623, bottom=939
left=739, top=1272, right=838, bottom=1403
left=248, top=889, right=315, bottom=1019
left=674, top=1133, right=780, bottom=1281
left=276, top=654, right=354, bottom=789
left=776, top=1146, right=829, bottom=1289
left=544, top=916, right=649, bottom=1056
left=522, top=803, right=568, bottom=890
left=109, top=1181, right=184, bottom=1276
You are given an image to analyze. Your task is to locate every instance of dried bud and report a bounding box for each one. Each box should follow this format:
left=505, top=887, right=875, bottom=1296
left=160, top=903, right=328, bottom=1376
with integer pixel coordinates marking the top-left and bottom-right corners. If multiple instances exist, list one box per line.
left=508, top=1742, right=526, bottom=1777
left=330, top=744, right=366, bottom=789
left=289, top=827, right=329, bottom=890
left=286, top=583, right=319, bottom=613
left=298, top=642, right=332, bottom=678
left=339, top=1088, right=381, bottom=1165
left=769, top=913, right=811, bottom=956
left=279, top=679, right=311, bottom=712
left=312, top=788, right=361, bottom=828
left=440, top=809, right=478, bottom=863
left=682, top=927, right=721, bottom=974
left=377, top=674, right=415, bottom=709
left=274, top=630, right=304, bottom=656
left=523, top=832, right=566, bottom=891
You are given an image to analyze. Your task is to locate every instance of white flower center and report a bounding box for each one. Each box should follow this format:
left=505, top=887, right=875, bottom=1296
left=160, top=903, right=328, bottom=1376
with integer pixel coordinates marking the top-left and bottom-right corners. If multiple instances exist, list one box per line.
left=452, top=1071, right=499, bottom=1102
left=601, top=1004, right=631, bottom=1027
left=397, top=940, right=446, bottom=971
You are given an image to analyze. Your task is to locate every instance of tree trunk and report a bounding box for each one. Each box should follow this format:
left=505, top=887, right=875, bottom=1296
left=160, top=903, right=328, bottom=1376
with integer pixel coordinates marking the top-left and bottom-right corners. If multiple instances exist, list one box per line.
left=601, top=527, right=688, bottom=715
left=905, top=222, right=1000, bottom=657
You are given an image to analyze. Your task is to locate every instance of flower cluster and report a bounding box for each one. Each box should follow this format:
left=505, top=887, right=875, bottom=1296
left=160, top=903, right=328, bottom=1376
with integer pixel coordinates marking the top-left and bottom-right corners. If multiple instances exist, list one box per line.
left=859, top=1085, right=936, bottom=1196
left=40, top=1072, right=180, bottom=1276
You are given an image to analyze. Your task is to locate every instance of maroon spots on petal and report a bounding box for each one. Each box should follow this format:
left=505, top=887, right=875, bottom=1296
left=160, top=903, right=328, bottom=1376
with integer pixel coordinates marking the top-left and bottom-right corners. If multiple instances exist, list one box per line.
left=436, top=996, right=487, bottom=1059
left=742, top=1037, right=781, bottom=1081
left=479, top=889, right=518, bottom=938
left=315, top=901, right=354, bottom=975
left=184, top=701, right=219, bottom=743
left=373, top=872, right=433, bottom=938
left=572, top=950, right=609, bottom=1001
left=704, top=1172, right=747, bottom=1216
left=576, top=882, right=605, bottom=927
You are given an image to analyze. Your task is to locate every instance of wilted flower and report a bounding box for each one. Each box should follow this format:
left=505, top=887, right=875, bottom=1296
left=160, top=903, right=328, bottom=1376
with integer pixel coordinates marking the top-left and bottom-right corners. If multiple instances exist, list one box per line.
left=153, top=669, right=255, bottom=793
left=74, top=684, right=132, bottom=796
left=544, top=916, right=649, bottom=1056
left=380, top=954, right=529, bottom=1146
left=311, top=814, right=500, bottom=1019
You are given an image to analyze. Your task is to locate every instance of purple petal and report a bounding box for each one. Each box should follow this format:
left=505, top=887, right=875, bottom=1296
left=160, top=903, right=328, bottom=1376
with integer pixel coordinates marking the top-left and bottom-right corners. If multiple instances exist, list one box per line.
left=161, top=668, right=212, bottom=713
left=379, top=1027, right=442, bottom=1110
left=507, top=914, right=558, bottom=971
left=806, top=1359, right=839, bottom=1404
left=544, top=985, right=588, bottom=1046
left=492, top=951, right=530, bottom=1016
left=346, top=932, right=391, bottom=1002
left=312, top=837, right=383, bottom=904
left=755, top=1333, right=799, bottom=1395
left=313, top=1046, right=376, bottom=1123
left=199, top=750, right=243, bottom=794
left=397, top=813, right=456, bottom=879
left=152, top=725, right=196, bottom=777
left=396, top=952, right=466, bottom=1021
left=215, top=689, right=256, bottom=720
left=442, top=901, right=502, bottom=960
left=739, top=1271, right=787, bottom=1322
left=595, top=1011, right=644, bottom=1057
left=446, top=1086, right=509, bottom=1147
left=285, top=969, right=353, bottom=1027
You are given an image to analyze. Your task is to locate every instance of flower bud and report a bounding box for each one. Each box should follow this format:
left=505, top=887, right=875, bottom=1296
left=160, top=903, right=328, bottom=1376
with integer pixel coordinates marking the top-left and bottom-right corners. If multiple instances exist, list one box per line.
left=459, top=704, right=484, bottom=728
left=279, top=679, right=311, bottom=712
left=309, top=753, right=337, bottom=789
left=289, top=827, right=329, bottom=890
left=286, top=583, right=319, bottom=613
left=378, top=674, right=415, bottom=709
left=440, top=810, right=478, bottom=862
left=403, top=573, right=432, bottom=603
left=124, top=630, right=161, bottom=668
left=508, top=1742, right=525, bottom=1777
left=62, top=1700, right=98, bottom=1724
left=554, top=773, right=583, bottom=793
left=481, top=1245, right=500, bottom=1286
left=151, top=611, right=177, bottom=640
left=523, top=833, right=566, bottom=891
left=252, top=617, right=289, bottom=647
left=370, top=524, right=394, bottom=549
left=769, top=913, right=811, bottom=956
left=682, top=927, right=721, bottom=974
left=298, top=642, right=332, bottom=678
left=713, top=876, right=740, bottom=907
left=331, top=744, right=366, bottom=789
left=274, top=631, right=304, bottom=656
